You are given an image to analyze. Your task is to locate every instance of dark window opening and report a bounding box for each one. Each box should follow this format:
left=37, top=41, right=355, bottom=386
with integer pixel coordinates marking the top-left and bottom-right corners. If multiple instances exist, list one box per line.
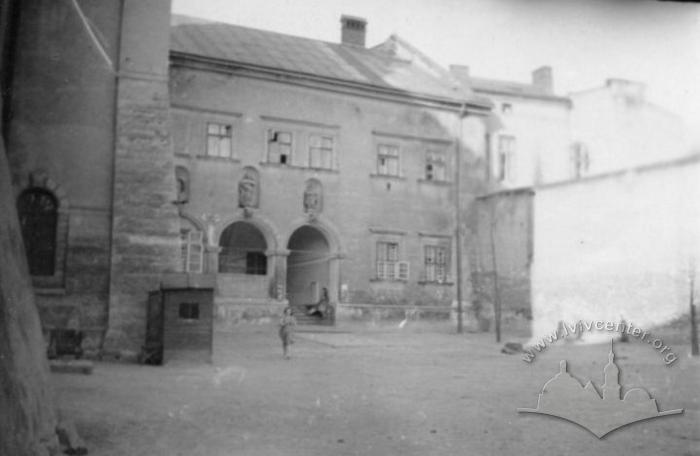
left=246, top=252, right=268, bottom=275
left=17, top=189, right=58, bottom=276
left=178, top=302, right=200, bottom=320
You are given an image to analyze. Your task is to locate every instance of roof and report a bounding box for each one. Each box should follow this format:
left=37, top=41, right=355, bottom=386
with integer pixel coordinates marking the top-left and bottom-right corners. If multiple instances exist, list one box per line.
left=469, top=77, right=571, bottom=104
left=170, top=15, right=486, bottom=107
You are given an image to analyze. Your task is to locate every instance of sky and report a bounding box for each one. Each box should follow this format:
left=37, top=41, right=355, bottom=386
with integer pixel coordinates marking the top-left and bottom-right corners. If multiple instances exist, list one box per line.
left=172, top=0, right=700, bottom=147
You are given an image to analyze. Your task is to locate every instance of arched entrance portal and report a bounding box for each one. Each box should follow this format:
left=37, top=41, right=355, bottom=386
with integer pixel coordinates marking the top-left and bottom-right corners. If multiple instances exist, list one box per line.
left=218, top=222, right=267, bottom=275
left=286, top=225, right=330, bottom=309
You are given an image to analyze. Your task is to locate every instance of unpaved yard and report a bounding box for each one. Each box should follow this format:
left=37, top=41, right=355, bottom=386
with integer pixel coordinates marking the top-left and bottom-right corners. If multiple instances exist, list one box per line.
left=53, top=323, right=700, bottom=456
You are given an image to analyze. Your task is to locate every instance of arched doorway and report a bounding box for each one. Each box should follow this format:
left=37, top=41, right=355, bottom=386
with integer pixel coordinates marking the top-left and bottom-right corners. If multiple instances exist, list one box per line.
left=218, top=221, right=267, bottom=275
left=286, top=225, right=330, bottom=308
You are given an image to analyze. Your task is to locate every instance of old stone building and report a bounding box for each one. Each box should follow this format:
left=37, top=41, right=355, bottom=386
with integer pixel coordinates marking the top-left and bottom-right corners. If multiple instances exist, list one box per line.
left=3, top=1, right=492, bottom=357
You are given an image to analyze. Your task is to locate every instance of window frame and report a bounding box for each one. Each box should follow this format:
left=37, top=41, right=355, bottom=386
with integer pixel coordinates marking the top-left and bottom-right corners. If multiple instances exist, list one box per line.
left=308, top=133, right=335, bottom=170
left=180, top=229, right=204, bottom=273
left=267, top=129, right=294, bottom=165
left=206, top=122, right=233, bottom=158
left=496, top=134, right=516, bottom=183
left=570, top=142, right=590, bottom=179
left=425, top=149, right=448, bottom=182
left=423, top=244, right=450, bottom=283
left=376, top=143, right=401, bottom=177
left=375, top=240, right=409, bottom=281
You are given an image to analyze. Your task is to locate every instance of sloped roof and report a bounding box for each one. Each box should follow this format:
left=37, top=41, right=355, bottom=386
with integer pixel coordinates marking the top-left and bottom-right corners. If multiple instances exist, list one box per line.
left=170, top=15, right=483, bottom=105
left=469, top=77, right=570, bottom=103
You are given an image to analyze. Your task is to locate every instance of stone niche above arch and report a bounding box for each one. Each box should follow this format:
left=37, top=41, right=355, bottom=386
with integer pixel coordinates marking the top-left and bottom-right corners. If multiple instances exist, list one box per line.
left=238, top=166, right=260, bottom=210
left=175, top=166, right=190, bottom=204
left=303, top=178, right=323, bottom=216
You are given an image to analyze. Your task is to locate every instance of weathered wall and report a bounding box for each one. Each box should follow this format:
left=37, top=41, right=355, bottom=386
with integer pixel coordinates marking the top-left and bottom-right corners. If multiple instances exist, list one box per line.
left=474, top=189, right=533, bottom=331
left=104, top=0, right=182, bottom=358
left=5, top=0, right=122, bottom=354
left=1, top=80, right=58, bottom=456
left=170, top=65, right=488, bottom=316
left=531, top=155, right=700, bottom=339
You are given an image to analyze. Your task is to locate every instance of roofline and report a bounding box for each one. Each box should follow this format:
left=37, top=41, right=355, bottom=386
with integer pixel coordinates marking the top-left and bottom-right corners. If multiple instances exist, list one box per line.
left=170, top=51, right=493, bottom=113
left=472, top=87, right=572, bottom=106
left=476, top=186, right=535, bottom=200
left=536, top=152, right=700, bottom=191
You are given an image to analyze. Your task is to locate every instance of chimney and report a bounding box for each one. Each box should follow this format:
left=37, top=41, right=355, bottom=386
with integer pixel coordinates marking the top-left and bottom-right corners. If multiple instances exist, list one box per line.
left=340, top=15, right=367, bottom=47
left=532, top=66, right=553, bottom=94
left=449, top=64, right=470, bottom=81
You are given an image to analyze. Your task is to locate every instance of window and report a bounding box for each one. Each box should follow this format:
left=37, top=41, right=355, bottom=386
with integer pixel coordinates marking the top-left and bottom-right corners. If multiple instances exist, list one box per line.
left=17, top=189, right=58, bottom=276
left=377, top=144, right=400, bottom=176
left=180, top=229, right=204, bottom=273
left=309, top=134, right=334, bottom=169
left=424, top=245, right=449, bottom=283
left=571, top=142, right=590, bottom=179
left=376, top=241, right=409, bottom=280
left=178, top=302, right=200, bottom=320
left=497, top=135, right=516, bottom=182
left=501, top=103, right=513, bottom=114
left=206, top=123, right=233, bottom=158
left=175, top=166, right=189, bottom=204
left=425, top=150, right=447, bottom=181
left=267, top=130, right=293, bottom=164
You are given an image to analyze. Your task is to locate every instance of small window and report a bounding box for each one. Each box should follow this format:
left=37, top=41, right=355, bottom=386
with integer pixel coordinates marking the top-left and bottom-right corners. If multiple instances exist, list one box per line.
left=178, top=302, right=200, bottom=320
left=268, top=130, right=293, bottom=165
left=424, top=245, right=449, bottom=283
left=425, top=150, right=447, bottom=181
left=377, top=144, right=400, bottom=176
left=571, top=142, right=590, bottom=179
left=496, top=135, right=516, bottom=183
left=206, top=123, right=233, bottom=158
left=17, top=189, right=58, bottom=276
left=501, top=103, right=513, bottom=114
left=309, top=134, right=334, bottom=169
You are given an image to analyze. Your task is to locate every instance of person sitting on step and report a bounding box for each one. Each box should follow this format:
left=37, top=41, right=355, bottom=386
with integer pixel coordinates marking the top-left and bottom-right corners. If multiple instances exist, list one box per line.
left=306, top=287, right=329, bottom=318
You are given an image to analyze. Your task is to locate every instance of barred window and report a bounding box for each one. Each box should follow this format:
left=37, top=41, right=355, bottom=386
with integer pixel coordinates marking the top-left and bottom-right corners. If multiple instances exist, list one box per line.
left=424, top=245, right=448, bottom=283
left=376, top=241, right=409, bottom=280
left=206, top=123, right=233, bottom=158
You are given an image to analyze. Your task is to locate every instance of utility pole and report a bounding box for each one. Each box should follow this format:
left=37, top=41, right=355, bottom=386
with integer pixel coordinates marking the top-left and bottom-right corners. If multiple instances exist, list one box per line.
left=690, top=259, right=699, bottom=356
left=455, top=104, right=466, bottom=334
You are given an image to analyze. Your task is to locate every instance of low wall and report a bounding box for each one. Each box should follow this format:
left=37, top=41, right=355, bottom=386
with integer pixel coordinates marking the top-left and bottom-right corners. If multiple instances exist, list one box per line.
left=531, top=155, right=700, bottom=340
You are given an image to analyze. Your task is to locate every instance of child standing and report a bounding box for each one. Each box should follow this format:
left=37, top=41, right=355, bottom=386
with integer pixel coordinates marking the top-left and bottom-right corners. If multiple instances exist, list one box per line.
left=278, top=306, right=296, bottom=359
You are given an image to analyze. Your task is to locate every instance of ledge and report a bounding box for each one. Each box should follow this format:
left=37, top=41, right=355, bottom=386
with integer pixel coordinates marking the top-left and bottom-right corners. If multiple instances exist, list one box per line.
left=195, top=155, right=240, bottom=163
left=34, top=287, right=67, bottom=296
left=417, top=280, right=454, bottom=286
left=369, top=173, right=406, bottom=181
left=369, top=278, right=408, bottom=283
left=259, top=162, right=339, bottom=173
left=417, top=178, right=452, bottom=187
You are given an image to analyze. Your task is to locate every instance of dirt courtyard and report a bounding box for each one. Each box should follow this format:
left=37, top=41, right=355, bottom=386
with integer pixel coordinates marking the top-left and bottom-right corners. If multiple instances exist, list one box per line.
left=53, top=322, right=699, bottom=456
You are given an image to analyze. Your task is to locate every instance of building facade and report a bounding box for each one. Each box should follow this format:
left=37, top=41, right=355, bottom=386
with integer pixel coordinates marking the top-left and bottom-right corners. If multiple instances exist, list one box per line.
left=3, top=2, right=491, bottom=357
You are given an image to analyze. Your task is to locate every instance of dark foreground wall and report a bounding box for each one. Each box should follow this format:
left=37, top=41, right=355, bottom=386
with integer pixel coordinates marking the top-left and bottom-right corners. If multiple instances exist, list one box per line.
left=0, top=122, right=58, bottom=455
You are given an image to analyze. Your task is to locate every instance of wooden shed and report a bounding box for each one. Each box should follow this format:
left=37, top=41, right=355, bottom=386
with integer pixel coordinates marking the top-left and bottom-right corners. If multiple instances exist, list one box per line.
left=142, top=274, right=215, bottom=364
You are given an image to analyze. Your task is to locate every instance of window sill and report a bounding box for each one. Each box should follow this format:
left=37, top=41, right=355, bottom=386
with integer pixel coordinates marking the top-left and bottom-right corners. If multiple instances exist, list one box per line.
left=417, top=179, right=452, bottom=186
left=370, top=173, right=406, bottom=181
left=195, top=155, right=240, bottom=163
left=259, top=162, right=339, bottom=173
left=417, top=280, right=454, bottom=286
left=369, top=278, right=408, bottom=283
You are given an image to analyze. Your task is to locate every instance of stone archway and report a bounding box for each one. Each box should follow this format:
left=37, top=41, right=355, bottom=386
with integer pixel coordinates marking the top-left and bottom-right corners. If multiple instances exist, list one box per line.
left=286, top=225, right=331, bottom=308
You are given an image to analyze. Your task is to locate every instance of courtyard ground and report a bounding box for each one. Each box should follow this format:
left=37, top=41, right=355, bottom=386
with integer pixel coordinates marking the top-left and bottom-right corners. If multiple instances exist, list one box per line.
left=53, top=322, right=700, bottom=456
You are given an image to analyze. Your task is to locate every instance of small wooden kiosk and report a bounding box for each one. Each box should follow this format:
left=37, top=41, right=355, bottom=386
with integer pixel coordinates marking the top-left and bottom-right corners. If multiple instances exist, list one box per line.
left=142, top=274, right=215, bottom=365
